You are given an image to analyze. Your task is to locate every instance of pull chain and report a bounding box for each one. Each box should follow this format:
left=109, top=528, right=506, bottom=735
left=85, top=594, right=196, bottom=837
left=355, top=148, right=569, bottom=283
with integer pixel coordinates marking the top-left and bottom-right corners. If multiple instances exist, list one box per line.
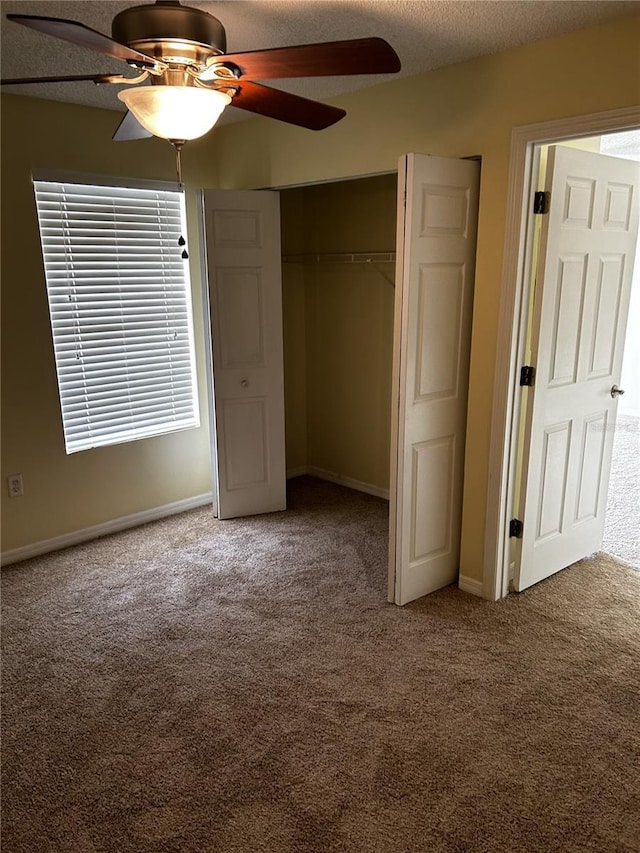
left=173, top=141, right=189, bottom=259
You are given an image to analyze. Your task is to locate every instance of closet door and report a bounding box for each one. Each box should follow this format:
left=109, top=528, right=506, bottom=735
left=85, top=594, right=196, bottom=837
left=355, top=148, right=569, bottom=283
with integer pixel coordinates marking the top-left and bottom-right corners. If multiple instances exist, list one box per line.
left=389, top=154, right=480, bottom=605
left=202, top=190, right=286, bottom=519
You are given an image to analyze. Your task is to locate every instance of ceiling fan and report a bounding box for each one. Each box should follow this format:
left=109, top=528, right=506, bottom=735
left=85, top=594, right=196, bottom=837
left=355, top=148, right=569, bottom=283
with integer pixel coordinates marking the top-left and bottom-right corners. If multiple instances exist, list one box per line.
left=1, top=0, right=402, bottom=144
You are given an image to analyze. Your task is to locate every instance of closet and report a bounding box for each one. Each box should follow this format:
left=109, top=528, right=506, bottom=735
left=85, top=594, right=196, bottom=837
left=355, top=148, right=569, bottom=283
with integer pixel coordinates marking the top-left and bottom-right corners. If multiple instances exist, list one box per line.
left=279, top=173, right=397, bottom=497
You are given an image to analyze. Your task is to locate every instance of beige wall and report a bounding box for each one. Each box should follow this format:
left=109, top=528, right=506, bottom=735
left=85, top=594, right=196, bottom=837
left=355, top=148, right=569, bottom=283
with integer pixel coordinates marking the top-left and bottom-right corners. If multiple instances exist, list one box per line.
left=281, top=175, right=396, bottom=488
left=280, top=186, right=308, bottom=473
left=2, top=14, right=639, bottom=586
left=1, top=95, right=221, bottom=552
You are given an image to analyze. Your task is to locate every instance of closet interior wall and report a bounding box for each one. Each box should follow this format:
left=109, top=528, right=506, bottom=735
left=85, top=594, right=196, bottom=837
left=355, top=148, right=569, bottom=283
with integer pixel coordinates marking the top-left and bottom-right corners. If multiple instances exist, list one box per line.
left=280, top=173, right=397, bottom=495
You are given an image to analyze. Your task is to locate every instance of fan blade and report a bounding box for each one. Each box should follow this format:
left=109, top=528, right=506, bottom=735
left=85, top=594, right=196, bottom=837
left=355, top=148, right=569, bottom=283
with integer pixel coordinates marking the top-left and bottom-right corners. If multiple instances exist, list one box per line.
left=231, top=81, right=345, bottom=130
left=1, top=74, right=132, bottom=85
left=220, top=38, right=400, bottom=80
left=6, top=14, right=156, bottom=67
left=113, top=110, right=153, bottom=142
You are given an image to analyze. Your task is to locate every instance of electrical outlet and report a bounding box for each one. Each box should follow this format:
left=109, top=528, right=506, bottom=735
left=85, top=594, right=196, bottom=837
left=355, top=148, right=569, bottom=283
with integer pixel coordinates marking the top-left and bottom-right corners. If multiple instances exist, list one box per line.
left=7, top=474, right=23, bottom=497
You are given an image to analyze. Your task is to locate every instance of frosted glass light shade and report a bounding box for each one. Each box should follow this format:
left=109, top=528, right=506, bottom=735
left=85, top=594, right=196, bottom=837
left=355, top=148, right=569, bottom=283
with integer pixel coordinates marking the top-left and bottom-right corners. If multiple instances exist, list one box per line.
left=118, top=86, right=231, bottom=141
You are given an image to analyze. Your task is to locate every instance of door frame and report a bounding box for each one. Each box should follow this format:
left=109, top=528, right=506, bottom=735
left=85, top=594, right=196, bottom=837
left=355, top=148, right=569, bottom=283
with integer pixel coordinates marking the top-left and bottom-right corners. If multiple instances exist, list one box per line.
left=197, top=191, right=219, bottom=516
left=201, top=172, right=397, bottom=514
left=484, top=105, right=640, bottom=602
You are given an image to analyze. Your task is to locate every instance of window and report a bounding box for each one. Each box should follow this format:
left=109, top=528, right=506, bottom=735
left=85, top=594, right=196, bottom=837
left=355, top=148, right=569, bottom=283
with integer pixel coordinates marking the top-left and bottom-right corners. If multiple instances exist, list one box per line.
left=33, top=175, right=200, bottom=454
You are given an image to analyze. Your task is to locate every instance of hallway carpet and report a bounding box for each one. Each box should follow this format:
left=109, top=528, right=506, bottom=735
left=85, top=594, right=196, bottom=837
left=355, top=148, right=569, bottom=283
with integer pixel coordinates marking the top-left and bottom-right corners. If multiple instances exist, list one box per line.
left=603, top=413, right=640, bottom=568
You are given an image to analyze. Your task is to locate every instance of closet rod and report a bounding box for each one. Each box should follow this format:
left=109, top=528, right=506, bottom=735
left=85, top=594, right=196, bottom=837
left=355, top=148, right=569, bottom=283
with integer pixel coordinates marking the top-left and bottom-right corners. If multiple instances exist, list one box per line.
left=282, top=251, right=395, bottom=287
left=281, top=251, right=396, bottom=265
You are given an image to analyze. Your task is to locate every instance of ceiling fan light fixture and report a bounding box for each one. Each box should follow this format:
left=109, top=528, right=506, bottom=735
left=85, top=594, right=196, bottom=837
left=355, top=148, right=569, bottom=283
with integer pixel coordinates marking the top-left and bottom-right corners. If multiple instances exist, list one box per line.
left=117, top=85, right=231, bottom=141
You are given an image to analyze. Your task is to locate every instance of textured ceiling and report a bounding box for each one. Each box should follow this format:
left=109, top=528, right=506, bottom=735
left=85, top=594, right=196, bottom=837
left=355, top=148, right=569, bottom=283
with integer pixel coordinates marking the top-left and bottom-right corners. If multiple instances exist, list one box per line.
left=1, top=0, right=638, bottom=125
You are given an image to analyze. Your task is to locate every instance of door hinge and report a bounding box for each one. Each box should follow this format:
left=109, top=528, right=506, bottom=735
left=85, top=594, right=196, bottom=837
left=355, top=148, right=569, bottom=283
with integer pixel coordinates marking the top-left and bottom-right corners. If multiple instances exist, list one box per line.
left=519, top=365, right=535, bottom=387
left=533, top=191, right=550, bottom=214
left=509, top=518, right=523, bottom=538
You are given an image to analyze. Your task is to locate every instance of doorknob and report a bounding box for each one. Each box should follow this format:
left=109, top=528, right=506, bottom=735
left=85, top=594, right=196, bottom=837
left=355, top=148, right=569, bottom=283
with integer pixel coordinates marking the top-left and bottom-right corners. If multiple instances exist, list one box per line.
left=240, top=379, right=249, bottom=388
left=610, top=385, right=625, bottom=398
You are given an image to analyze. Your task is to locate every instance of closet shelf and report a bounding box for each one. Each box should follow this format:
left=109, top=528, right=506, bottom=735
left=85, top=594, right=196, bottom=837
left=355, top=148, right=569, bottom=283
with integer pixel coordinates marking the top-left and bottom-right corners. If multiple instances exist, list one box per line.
left=281, top=252, right=396, bottom=286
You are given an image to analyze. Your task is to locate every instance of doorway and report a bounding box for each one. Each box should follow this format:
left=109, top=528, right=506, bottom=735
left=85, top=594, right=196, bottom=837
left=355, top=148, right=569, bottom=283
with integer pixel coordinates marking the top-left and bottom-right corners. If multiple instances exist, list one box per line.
left=486, top=121, right=637, bottom=598
left=278, top=173, right=397, bottom=500
left=600, top=131, right=640, bottom=568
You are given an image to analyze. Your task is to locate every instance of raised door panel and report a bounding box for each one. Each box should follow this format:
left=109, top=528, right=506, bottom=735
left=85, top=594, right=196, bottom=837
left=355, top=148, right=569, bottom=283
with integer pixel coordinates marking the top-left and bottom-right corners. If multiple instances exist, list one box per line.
left=603, top=181, right=634, bottom=231
left=536, top=421, right=572, bottom=541
left=410, top=437, right=454, bottom=563
left=420, top=185, right=470, bottom=236
left=212, top=210, right=262, bottom=248
left=215, top=268, right=265, bottom=369
left=415, top=264, right=464, bottom=402
left=548, top=255, right=587, bottom=386
left=588, top=255, right=625, bottom=378
left=222, top=398, right=269, bottom=489
left=574, top=412, right=607, bottom=523
left=562, top=177, right=596, bottom=228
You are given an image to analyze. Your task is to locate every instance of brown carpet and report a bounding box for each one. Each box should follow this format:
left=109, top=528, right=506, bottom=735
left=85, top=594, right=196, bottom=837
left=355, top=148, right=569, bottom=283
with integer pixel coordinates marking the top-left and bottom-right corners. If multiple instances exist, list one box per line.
left=2, top=476, right=639, bottom=853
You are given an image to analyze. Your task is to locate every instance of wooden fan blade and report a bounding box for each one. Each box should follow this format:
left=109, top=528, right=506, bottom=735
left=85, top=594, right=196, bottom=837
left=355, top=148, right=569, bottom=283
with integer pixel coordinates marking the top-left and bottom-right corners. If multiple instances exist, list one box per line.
left=231, top=81, right=345, bottom=130
left=1, top=74, right=131, bottom=85
left=221, top=38, right=400, bottom=80
left=113, top=110, right=153, bottom=142
left=6, top=14, right=156, bottom=67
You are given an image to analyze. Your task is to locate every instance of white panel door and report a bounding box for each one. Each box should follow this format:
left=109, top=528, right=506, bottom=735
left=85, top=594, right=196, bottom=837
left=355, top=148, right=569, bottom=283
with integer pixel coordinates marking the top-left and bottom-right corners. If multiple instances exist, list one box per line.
left=389, top=154, right=480, bottom=605
left=202, top=190, right=286, bottom=519
left=515, top=146, right=640, bottom=591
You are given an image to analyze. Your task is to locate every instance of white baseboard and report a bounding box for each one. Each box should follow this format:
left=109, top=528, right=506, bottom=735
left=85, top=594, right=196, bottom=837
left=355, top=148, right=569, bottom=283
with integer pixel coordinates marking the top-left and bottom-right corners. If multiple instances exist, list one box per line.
left=286, top=466, right=308, bottom=479
left=1, top=492, right=214, bottom=567
left=287, top=464, right=389, bottom=499
left=3, top=470, right=388, bottom=567
left=306, top=466, right=390, bottom=500
left=458, top=574, right=485, bottom=598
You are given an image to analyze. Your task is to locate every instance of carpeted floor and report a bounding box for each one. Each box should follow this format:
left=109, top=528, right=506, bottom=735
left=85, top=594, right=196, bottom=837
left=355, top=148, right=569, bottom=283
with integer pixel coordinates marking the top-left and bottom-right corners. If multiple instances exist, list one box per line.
left=2, top=476, right=639, bottom=853
left=603, top=413, right=640, bottom=568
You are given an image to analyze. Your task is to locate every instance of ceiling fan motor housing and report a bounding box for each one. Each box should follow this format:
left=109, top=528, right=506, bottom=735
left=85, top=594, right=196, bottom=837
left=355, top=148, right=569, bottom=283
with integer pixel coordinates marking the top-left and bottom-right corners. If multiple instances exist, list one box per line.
left=112, top=0, right=227, bottom=67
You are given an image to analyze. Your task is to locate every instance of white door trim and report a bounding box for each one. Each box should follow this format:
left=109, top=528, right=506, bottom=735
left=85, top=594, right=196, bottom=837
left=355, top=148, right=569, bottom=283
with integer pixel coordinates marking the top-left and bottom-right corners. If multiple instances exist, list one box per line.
left=484, top=105, right=640, bottom=602
left=198, top=191, right=219, bottom=516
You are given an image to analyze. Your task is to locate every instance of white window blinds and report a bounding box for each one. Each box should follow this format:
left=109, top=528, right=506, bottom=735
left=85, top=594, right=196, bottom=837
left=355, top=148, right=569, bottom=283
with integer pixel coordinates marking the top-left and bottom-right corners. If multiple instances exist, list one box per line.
left=33, top=178, right=199, bottom=454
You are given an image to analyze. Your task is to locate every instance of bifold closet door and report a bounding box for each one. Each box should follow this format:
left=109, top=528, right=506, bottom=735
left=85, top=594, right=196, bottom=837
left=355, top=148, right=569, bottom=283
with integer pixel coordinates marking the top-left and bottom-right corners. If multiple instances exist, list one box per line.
left=389, top=154, right=480, bottom=605
left=202, top=189, right=287, bottom=519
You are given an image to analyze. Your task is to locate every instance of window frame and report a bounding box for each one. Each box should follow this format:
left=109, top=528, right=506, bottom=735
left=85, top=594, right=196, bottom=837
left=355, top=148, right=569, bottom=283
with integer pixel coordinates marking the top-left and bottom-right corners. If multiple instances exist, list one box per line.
left=32, top=170, right=200, bottom=454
